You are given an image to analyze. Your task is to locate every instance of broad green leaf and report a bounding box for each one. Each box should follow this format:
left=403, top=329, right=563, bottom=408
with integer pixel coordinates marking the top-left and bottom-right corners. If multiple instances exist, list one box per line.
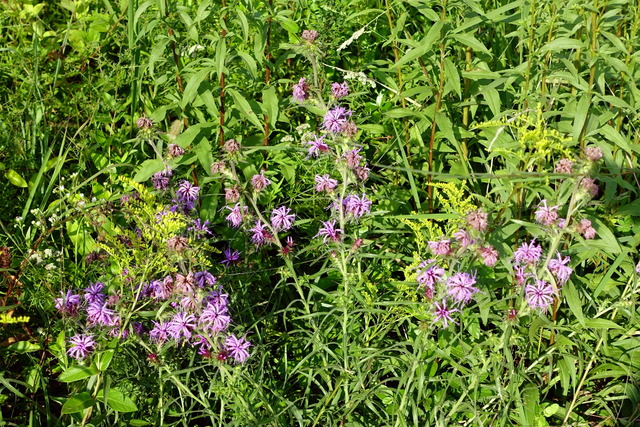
left=66, top=219, right=97, bottom=256
left=180, top=68, right=210, bottom=109
left=7, top=341, right=41, bottom=353
left=522, top=384, right=540, bottom=426
left=61, top=392, right=95, bottom=414
left=59, top=365, right=99, bottom=383
left=216, top=37, right=226, bottom=82
left=598, top=125, right=636, bottom=155
left=96, top=350, right=115, bottom=372
left=571, top=95, right=590, bottom=141
left=443, top=58, right=461, bottom=98
left=563, top=281, right=584, bottom=326
left=585, top=318, right=623, bottom=329
left=261, top=86, right=279, bottom=127
left=541, top=37, right=585, bottom=52
left=392, top=21, right=443, bottom=69
left=451, top=33, right=491, bottom=55
left=105, top=389, right=138, bottom=412
left=227, top=88, right=265, bottom=131
left=6, top=169, right=28, bottom=187
left=132, top=159, right=164, bottom=183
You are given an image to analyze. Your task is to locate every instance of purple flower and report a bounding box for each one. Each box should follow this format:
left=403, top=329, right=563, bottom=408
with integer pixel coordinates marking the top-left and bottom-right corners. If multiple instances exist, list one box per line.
left=343, top=148, right=363, bottom=168
left=548, top=253, right=572, bottom=286
left=225, top=186, right=240, bottom=203
left=453, top=229, right=473, bottom=248
left=354, top=165, right=369, bottom=181
left=316, top=220, right=343, bottom=243
left=149, top=321, right=171, bottom=343
left=204, top=286, right=229, bottom=309
left=314, top=174, right=338, bottom=193
left=535, top=200, right=559, bottom=226
left=55, top=290, right=82, bottom=316
left=513, top=240, right=543, bottom=265
left=577, top=218, right=597, bottom=239
left=67, top=334, right=96, bottom=360
left=433, top=299, right=458, bottom=327
left=224, top=335, right=251, bottom=364
left=223, top=138, right=240, bottom=154
left=301, top=30, right=318, bottom=42
left=168, top=312, right=197, bottom=341
left=323, top=106, right=352, bottom=134
left=525, top=280, right=554, bottom=311
left=199, top=303, right=231, bottom=333
left=221, top=248, right=241, bottom=267
left=331, top=82, right=350, bottom=99
left=416, top=261, right=444, bottom=299
left=225, top=204, right=246, bottom=228
left=479, top=245, right=498, bottom=267
left=249, top=221, right=272, bottom=246
left=176, top=180, right=200, bottom=203
left=151, top=169, right=172, bottom=190
left=554, top=158, right=573, bottom=174
left=584, top=146, right=603, bottom=162
left=174, top=272, right=197, bottom=295
left=580, top=177, right=599, bottom=197
left=87, top=302, right=117, bottom=326
left=344, top=193, right=372, bottom=218
left=271, top=206, right=296, bottom=231
left=292, top=77, right=310, bottom=102
left=467, top=209, right=488, bottom=232
left=84, top=282, right=105, bottom=305
left=514, top=265, right=528, bottom=286
left=151, top=276, right=173, bottom=300
left=195, top=271, right=216, bottom=287
left=305, top=134, right=330, bottom=158
left=446, top=272, right=479, bottom=305
left=251, top=170, right=271, bottom=191
left=189, top=219, right=212, bottom=237
left=428, top=239, right=451, bottom=256
left=167, top=144, right=185, bottom=157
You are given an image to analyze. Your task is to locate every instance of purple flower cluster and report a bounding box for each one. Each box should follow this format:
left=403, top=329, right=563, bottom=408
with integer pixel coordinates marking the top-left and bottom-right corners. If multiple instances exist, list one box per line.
left=175, top=180, right=200, bottom=213
left=292, top=78, right=310, bottom=102
left=152, top=169, right=173, bottom=191
left=323, top=106, right=353, bottom=134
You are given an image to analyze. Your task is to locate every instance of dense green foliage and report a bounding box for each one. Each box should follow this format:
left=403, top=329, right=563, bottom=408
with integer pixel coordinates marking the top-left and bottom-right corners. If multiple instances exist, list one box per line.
left=1, top=0, right=639, bottom=425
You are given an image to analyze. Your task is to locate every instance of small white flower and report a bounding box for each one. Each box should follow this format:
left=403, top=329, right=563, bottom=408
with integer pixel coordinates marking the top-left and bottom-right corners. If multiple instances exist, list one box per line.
left=44, top=263, right=56, bottom=271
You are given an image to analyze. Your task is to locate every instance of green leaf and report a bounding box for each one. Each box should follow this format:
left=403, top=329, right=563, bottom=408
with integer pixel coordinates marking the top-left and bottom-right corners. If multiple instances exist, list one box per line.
left=541, top=37, right=585, bottom=52
left=544, top=403, right=560, bottom=417
left=61, top=392, right=95, bottom=414
left=450, top=33, right=491, bottom=55
left=132, top=159, right=164, bottom=183
left=96, top=350, right=115, bottom=372
left=7, top=341, right=41, bottom=353
left=226, top=88, right=264, bottom=131
left=180, top=68, right=210, bottom=109
left=66, top=219, right=97, bottom=256
left=59, top=365, right=99, bottom=383
left=585, top=318, right=623, bottom=329
left=597, top=125, right=636, bottom=155
left=522, top=384, right=540, bottom=426
left=392, top=21, right=443, bottom=69
left=5, top=169, right=28, bottom=187
left=105, top=388, right=138, bottom=413
left=563, top=281, right=584, bottom=326
left=261, top=86, right=279, bottom=128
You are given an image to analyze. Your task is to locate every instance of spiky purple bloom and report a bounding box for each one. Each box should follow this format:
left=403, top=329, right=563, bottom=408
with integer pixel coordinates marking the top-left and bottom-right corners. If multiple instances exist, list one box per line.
left=174, top=272, right=196, bottom=295
left=535, top=200, right=559, bottom=226
left=428, top=239, right=451, bottom=256
left=271, top=206, right=296, bottom=231
left=514, top=265, right=528, bottom=286
left=305, top=134, right=330, bottom=158
left=323, top=106, right=352, bottom=134
left=331, top=82, right=349, bottom=99
left=224, top=186, right=241, bottom=203
left=548, top=253, right=572, bottom=286
left=446, top=272, right=479, bottom=305
left=151, top=276, right=173, bottom=300
left=316, top=220, right=343, bottom=243
left=584, top=146, right=603, bottom=161
left=249, top=221, right=272, bottom=246
left=177, top=180, right=200, bottom=203
left=292, top=77, right=310, bottom=102
left=199, top=303, right=231, bottom=333
left=354, top=165, right=369, bottom=181
left=343, top=148, right=363, bottom=168
left=193, top=334, right=212, bottom=357
left=84, top=282, right=105, bottom=305
left=344, top=193, right=372, bottom=218
left=221, top=248, right=240, bottom=267
left=168, top=312, right=197, bottom=341
left=416, top=261, right=444, bottom=299
left=225, top=204, right=246, bottom=228
left=223, top=138, right=240, bottom=154
left=55, top=290, right=82, bottom=316
left=204, top=286, right=229, bottom=309
left=554, top=158, right=573, bottom=174
left=467, top=209, right=488, bottom=232
left=195, top=271, right=216, bottom=287
left=87, top=302, right=117, bottom=326
left=149, top=321, right=171, bottom=343
left=576, top=219, right=596, bottom=239
left=167, top=144, right=185, bottom=157
left=67, top=334, right=96, bottom=360
left=225, top=335, right=251, bottom=364
left=189, top=219, right=212, bottom=237
left=525, top=280, right=555, bottom=311
left=301, top=29, right=318, bottom=42
left=433, top=299, right=458, bottom=327
left=453, top=229, right=473, bottom=248
left=580, top=177, right=599, bottom=197
left=479, top=245, right=499, bottom=267
left=314, top=174, right=338, bottom=193
left=151, top=169, right=172, bottom=190
left=251, top=170, right=271, bottom=191
left=513, top=240, right=543, bottom=265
